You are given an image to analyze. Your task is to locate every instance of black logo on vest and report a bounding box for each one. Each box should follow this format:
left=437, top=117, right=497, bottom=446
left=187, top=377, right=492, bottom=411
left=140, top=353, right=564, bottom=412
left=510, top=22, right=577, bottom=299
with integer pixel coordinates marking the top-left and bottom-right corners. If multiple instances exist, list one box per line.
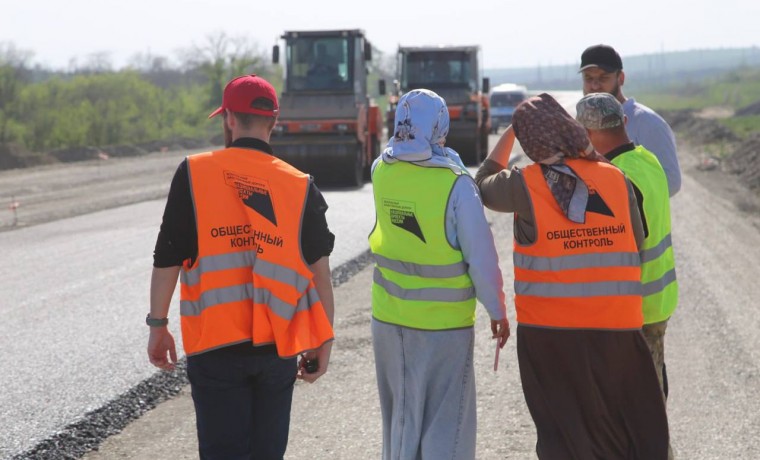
left=585, top=187, right=614, bottom=218
left=224, top=171, right=277, bottom=226
left=383, top=198, right=426, bottom=243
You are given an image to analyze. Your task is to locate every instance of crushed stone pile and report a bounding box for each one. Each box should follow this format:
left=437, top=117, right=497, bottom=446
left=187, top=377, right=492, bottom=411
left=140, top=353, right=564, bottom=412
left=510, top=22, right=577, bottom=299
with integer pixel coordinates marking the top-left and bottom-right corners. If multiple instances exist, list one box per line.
left=735, top=100, right=760, bottom=116
left=724, top=133, right=760, bottom=190
left=661, top=109, right=738, bottom=145
left=0, top=143, right=55, bottom=169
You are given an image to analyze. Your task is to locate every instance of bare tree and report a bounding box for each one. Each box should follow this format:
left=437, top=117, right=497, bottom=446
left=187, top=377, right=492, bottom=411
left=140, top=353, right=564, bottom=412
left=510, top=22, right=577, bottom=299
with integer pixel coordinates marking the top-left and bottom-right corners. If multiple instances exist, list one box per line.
left=177, top=32, right=271, bottom=108
left=67, top=57, right=79, bottom=74
left=0, top=42, right=34, bottom=68
left=227, top=35, right=266, bottom=76
left=128, top=51, right=173, bottom=73
left=372, top=47, right=396, bottom=84
left=81, top=51, right=113, bottom=74
left=66, top=51, right=114, bottom=74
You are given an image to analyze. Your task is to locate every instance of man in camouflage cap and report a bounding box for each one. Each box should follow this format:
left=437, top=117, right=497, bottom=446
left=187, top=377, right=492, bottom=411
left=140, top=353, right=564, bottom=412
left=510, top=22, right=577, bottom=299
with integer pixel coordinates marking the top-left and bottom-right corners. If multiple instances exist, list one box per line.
left=576, top=92, right=626, bottom=130
left=578, top=92, right=679, bottom=460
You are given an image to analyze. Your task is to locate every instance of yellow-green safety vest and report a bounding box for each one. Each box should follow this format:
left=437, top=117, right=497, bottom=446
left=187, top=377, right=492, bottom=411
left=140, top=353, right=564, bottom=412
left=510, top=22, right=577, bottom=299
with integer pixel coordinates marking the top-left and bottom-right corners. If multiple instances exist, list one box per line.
left=369, top=160, right=476, bottom=330
left=612, top=145, right=678, bottom=324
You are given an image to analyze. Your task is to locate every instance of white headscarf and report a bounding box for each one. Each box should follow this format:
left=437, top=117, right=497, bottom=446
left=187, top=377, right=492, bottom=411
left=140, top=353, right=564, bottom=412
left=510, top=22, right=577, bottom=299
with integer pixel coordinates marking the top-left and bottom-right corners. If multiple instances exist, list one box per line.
left=382, top=89, right=466, bottom=172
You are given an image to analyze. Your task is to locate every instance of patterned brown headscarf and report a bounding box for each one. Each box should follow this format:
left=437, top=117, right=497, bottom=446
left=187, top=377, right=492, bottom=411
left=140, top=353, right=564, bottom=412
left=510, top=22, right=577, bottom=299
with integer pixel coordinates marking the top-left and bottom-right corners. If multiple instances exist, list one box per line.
left=512, top=93, right=603, bottom=163
left=512, top=93, right=607, bottom=223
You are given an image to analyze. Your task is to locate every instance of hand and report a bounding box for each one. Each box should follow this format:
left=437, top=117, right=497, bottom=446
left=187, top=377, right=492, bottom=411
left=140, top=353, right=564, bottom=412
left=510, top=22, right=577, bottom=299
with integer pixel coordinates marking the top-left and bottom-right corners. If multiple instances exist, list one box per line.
left=297, top=341, right=333, bottom=383
left=491, top=318, right=510, bottom=348
left=147, top=327, right=177, bottom=371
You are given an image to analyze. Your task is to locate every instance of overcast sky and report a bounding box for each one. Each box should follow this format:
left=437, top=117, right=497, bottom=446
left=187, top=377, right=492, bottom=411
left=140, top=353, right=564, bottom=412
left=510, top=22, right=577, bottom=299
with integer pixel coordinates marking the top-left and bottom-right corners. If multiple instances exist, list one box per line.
left=2, top=0, right=759, bottom=70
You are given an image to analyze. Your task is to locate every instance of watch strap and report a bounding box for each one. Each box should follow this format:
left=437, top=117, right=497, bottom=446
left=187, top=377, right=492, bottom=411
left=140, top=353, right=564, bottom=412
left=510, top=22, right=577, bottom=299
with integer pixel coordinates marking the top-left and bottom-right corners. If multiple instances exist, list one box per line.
left=146, top=314, right=169, bottom=327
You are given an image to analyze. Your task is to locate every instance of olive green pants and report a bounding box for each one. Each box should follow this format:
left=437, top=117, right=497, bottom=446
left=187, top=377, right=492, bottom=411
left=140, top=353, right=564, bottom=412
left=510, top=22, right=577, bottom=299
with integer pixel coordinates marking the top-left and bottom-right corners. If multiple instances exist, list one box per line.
left=642, top=319, right=673, bottom=459
left=642, top=319, right=669, bottom=397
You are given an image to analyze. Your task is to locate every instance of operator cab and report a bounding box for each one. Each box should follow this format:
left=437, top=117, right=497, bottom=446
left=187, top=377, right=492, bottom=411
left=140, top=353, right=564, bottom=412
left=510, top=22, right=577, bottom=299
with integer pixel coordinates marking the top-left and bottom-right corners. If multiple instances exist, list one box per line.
left=401, top=50, right=477, bottom=91
left=274, top=31, right=371, bottom=93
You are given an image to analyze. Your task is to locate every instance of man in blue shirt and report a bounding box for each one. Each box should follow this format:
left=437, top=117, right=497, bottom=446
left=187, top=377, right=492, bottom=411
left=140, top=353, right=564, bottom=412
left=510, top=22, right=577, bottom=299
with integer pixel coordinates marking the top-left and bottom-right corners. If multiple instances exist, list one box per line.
left=579, top=44, right=682, bottom=197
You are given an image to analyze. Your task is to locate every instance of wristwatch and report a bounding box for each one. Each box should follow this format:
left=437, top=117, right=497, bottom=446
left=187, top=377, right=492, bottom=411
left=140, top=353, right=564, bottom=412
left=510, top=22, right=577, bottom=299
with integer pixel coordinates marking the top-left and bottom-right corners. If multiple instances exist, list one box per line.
left=145, top=314, right=169, bottom=327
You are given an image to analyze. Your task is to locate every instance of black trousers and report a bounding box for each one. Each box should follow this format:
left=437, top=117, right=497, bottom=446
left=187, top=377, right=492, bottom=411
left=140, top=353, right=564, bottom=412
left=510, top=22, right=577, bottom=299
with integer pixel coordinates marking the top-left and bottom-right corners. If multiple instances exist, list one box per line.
left=187, top=344, right=297, bottom=460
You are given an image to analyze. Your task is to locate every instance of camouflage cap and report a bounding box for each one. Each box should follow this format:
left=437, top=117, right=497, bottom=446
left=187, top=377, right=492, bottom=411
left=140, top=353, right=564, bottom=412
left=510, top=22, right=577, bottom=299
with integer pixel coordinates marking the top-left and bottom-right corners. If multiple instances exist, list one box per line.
left=575, top=92, right=624, bottom=130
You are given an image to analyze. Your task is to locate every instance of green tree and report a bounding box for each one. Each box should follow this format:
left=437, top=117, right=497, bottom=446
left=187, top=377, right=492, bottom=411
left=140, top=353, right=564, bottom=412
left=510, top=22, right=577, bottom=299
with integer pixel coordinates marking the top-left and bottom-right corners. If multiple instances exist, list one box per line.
left=17, top=72, right=209, bottom=152
left=0, top=64, right=24, bottom=143
left=0, top=42, right=33, bottom=144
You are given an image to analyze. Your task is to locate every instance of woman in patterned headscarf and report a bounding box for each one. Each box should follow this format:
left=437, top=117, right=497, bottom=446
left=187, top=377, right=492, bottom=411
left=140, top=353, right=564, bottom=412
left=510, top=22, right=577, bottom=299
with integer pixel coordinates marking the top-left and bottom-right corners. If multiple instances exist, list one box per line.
left=476, top=93, right=670, bottom=459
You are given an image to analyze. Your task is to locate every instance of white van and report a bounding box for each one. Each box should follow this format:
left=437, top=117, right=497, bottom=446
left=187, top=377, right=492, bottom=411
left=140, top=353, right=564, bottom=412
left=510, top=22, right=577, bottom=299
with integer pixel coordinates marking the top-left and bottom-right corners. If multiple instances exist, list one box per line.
left=489, top=83, right=527, bottom=133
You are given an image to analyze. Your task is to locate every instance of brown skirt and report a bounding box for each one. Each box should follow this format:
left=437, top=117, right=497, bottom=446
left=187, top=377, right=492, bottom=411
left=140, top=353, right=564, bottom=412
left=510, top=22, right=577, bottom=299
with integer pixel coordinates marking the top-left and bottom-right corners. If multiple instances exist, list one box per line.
left=517, top=325, right=669, bottom=460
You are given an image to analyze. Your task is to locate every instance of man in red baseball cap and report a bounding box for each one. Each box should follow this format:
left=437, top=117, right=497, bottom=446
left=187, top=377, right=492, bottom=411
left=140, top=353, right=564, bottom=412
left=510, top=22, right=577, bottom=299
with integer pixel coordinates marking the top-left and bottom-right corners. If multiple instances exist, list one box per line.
left=208, top=74, right=280, bottom=148
left=148, top=74, right=336, bottom=459
left=208, top=74, right=280, bottom=118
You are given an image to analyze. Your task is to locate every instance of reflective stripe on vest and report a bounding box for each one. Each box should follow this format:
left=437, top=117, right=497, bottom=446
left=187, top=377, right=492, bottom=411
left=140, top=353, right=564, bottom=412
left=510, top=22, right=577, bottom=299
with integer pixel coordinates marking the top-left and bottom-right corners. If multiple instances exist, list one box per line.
left=639, top=233, right=672, bottom=263
left=372, top=252, right=469, bottom=278
left=514, top=279, right=641, bottom=297
left=642, top=267, right=677, bottom=297
left=514, top=251, right=640, bottom=271
left=180, top=284, right=319, bottom=319
left=373, top=267, right=476, bottom=302
left=514, top=160, right=643, bottom=330
left=180, top=148, right=334, bottom=357
left=181, top=250, right=311, bottom=292
left=611, top=146, right=678, bottom=324
left=638, top=233, right=677, bottom=299
left=369, top=161, right=476, bottom=330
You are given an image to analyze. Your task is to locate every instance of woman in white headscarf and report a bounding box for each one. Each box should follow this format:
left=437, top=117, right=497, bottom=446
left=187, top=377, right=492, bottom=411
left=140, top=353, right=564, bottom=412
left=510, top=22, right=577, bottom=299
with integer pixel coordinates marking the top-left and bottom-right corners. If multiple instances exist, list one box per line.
left=368, top=89, right=509, bottom=460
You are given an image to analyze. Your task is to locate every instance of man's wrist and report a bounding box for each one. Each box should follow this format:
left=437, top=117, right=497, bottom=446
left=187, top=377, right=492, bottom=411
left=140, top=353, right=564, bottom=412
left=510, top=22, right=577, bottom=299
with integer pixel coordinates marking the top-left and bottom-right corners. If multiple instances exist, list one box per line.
left=146, top=314, right=169, bottom=327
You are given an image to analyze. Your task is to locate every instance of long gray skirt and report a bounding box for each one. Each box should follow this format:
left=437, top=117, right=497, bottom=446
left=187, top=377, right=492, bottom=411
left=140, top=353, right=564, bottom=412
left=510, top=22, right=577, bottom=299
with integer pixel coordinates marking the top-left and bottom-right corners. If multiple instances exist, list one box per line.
left=372, top=318, right=477, bottom=460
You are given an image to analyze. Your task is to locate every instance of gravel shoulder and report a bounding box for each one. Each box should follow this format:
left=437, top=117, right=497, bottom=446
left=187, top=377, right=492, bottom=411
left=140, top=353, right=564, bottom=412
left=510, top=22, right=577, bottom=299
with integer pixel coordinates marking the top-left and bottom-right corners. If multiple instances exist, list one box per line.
left=676, top=139, right=760, bottom=229
left=0, top=147, right=206, bottom=232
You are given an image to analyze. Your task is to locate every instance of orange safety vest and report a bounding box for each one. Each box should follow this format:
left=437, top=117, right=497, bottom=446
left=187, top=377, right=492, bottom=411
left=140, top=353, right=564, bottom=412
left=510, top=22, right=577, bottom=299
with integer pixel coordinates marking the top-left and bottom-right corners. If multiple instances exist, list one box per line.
left=514, top=159, right=643, bottom=330
left=179, top=147, right=334, bottom=357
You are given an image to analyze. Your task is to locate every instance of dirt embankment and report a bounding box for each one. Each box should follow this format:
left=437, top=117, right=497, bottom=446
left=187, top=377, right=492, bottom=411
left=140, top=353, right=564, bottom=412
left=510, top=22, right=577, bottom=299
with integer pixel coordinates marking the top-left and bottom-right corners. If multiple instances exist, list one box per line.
left=661, top=109, right=760, bottom=191
left=724, top=134, right=760, bottom=191
left=0, top=135, right=222, bottom=171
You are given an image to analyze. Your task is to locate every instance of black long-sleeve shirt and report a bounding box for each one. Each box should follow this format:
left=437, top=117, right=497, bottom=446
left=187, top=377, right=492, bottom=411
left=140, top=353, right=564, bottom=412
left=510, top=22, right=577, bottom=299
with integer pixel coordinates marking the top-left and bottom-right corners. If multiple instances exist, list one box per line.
left=153, top=138, right=335, bottom=267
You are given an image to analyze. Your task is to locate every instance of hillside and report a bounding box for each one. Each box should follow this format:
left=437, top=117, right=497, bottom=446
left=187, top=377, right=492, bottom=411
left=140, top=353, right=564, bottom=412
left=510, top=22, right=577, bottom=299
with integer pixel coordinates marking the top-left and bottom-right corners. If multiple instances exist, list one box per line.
left=486, top=46, right=760, bottom=91
left=486, top=48, right=760, bottom=195
left=635, top=67, right=760, bottom=192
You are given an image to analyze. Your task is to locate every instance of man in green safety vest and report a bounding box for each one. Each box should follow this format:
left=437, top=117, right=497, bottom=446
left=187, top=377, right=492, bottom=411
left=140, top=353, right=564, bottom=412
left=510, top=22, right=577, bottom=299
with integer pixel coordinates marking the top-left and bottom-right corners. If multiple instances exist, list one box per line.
left=577, top=92, right=678, bottom=459
left=369, top=89, right=510, bottom=460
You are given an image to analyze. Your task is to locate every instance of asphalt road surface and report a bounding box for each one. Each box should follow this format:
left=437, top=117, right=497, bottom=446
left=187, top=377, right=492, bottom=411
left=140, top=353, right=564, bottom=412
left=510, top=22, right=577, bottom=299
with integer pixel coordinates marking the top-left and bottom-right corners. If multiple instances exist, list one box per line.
left=2, top=91, right=760, bottom=459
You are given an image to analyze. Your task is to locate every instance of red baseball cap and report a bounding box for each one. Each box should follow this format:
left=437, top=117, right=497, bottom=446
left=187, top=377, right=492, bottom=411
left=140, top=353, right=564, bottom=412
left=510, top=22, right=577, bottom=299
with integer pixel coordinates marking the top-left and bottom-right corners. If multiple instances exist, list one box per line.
left=208, top=74, right=279, bottom=118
